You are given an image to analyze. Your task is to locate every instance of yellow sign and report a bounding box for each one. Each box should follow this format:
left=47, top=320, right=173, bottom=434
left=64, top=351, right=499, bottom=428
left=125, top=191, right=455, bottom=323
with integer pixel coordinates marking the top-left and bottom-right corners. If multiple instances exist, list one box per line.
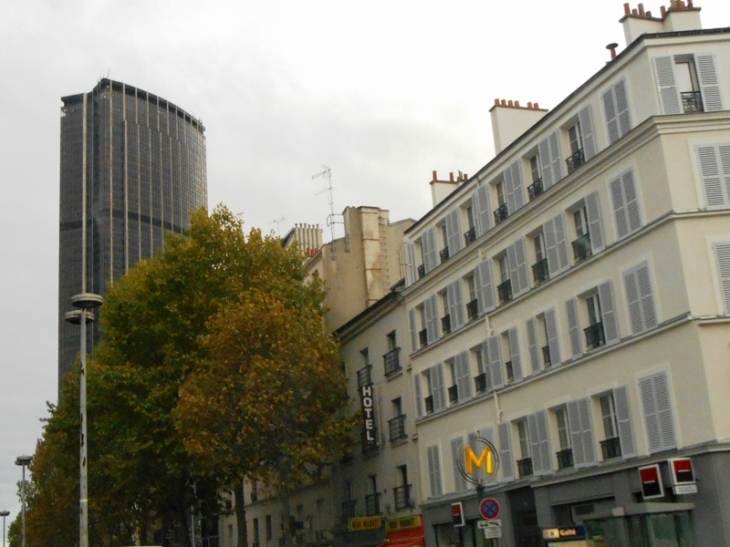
left=386, top=515, right=422, bottom=531
left=455, top=437, right=499, bottom=486
left=465, top=446, right=493, bottom=474
left=349, top=516, right=382, bottom=531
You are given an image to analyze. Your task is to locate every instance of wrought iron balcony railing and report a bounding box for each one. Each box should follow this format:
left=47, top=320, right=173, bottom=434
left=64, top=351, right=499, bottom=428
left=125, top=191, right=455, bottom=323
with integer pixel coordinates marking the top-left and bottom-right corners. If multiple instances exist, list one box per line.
left=417, top=264, right=425, bottom=279
left=517, top=457, right=533, bottom=478
left=541, top=345, right=552, bottom=368
left=681, top=90, right=703, bottom=113
left=532, top=258, right=549, bottom=285
left=356, top=365, right=372, bottom=387
left=466, top=298, right=479, bottom=321
left=441, top=314, right=451, bottom=335
left=393, top=484, right=413, bottom=511
left=571, top=233, right=592, bottom=262
left=383, top=347, right=401, bottom=377
left=600, top=436, right=622, bottom=460
left=365, top=493, right=381, bottom=516
left=566, top=148, right=586, bottom=174
left=494, top=203, right=509, bottom=225
left=341, top=499, right=357, bottom=521
left=425, top=395, right=434, bottom=414
left=418, top=329, right=428, bottom=348
left=556, top=448, right=574, bottom=470
left=528, top=178, right=544, bottom=201
left=474, top=372, right=488, bottom=394
left=584, top=322, right=605, bottom=350
left=440, top=248, right=450, bottom=264
left=497, top=279, right=513, bottom=305
left=448, top=385, right=458, bottom=404
left=388, top=414, right=407, bottom=442
left=505, top=360, right=514, bottom=383
left=464, top=226, right=477, bottom=246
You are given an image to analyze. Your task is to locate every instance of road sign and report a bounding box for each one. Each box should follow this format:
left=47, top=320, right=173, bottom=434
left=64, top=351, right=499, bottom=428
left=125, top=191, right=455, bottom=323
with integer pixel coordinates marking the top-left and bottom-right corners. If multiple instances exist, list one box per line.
left=478, top=519, right=501, bottom=529
left=451, top=502, right=465, bottom=527
left=481, top=520, right=502, bottom=539
left=479, top=497, right=500, bottom=520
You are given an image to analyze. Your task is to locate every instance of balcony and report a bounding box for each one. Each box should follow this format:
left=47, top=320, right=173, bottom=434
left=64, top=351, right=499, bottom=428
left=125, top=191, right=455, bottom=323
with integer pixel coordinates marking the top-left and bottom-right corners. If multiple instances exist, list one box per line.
left=356, top=365, right=372, bottom=387
left=383, top=347, right=401, bottom=377
left=541, top=345, right=551, bottom=368
left=393, top=484, right=413, bottom=511
left=493, top=203, right=509, bottom=225
left=571, top=234, right=592, bottom=262
left=464, top=226, right=477, bottom=246
left=448, top=385, right=458, bottom=404
left=365, top=493, right=381, bottom=516
left=532, top=258, right=549, bottom=285
left=601, top=436, right=622, bottom=460
left=566, top=148, right=586, bottom=174
left=556, top=448, right=574, bottom=470
left=440, top=248, right=450, bottom=264
left=425, top=395, right=434, bottom=414
left=584, top=322, right=605, bottom=350
left=466, top=298, right=479, bottom=321
left=505, top=360, right=514, bottom=383
left=418, top=329, right=427, bottom=348
left=681, top=90, right=703, bottom=113
left=497, top=279, right=513, bottom=305
left=528, top=179, right=544, bottom=201
left=474, top=372, right=488, bottom=394
left=341, top=499, right=356, bottom=521
left=517, top=457, right=533, bottom=478
left=388, top=414, right=407, bottom=442
left=417, top=264, right=425, bottom=279
left=441, top=314, right=451, bottom=335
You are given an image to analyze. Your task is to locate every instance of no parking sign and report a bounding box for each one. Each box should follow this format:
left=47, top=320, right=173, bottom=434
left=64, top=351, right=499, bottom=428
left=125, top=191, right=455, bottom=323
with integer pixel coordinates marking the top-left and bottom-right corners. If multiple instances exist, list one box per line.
left=479, top=497, right=500, bottom=520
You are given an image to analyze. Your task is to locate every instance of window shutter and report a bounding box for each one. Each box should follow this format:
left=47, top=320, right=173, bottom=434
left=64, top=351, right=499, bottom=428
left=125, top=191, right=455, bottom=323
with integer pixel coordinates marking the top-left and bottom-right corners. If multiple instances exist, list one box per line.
left=451, top=437, right=468, bottom=492
left=566, top=298, right=582, bottom=359
left=615, top=79, right=632, bottom=138
left=623, top=262, right=657, bottom=335
left=528, top=413, right=540, bottom=469
left=598, top=281, right=620, bottom=345
left=610, top=169, right=642, bottom=239
left=504, top=159, right=525, bottom=214
left=404, top=242, right=416, bottom=286
left=696, top=54, right=723, bottom=112
left=475, top=185, right=493, bottom=236
left=422, top=227, right=438, bottom=273
left=455, top=351, right=472, bottom=402
left=527, top=318, right=540, bottom=374
left=529, top=411, right=552, bottom=475
left=697, top=145, right=730, bottom=209
left=409, top=309, right=418, bottom=353
left=602, top=86, right=620, bottom=144
left=613, top=386, right=637, bottom=459
left=507, top=327, right=523, bottom=382
left=545, top=308, right=562, bottom=367
left=475, top=260, right=496, bottom=314
left=414, top=374, right=423, bottom=418
left=486, top=335, right=504, bottom=389
left=425, top=294, right=440, bottom=344
left=653, top=56, right=681, bottom=115
left=610, top=176, right=628, bottom=238
left=507, top=239, right=530, bottom=297
left=639, top=372, right=677, bottom=452
left=445, top=209, right=462, bottom=257
left=427, top=445, right=443, bottom=497
left=498, top=422, right=514, bottom=481
left=714, top=243, right=730, bottom=314
left=567, top=401, right=585, bottom=466
left=585, top=191, right=605, bottom=253
left=578, top=398, right=597, bottom=465
left=431, top=364, right=446, bottom=412
left=544, top=214, right=569, bottom=276
left=538, top=137, right=555, bottom=189
left=480, top=339, right=492, bottom=392
left=448, top=280, right=465, bottom=330
left=548, top=130, right=564, bottom=184
left=578, top=105, right=598, bottom=161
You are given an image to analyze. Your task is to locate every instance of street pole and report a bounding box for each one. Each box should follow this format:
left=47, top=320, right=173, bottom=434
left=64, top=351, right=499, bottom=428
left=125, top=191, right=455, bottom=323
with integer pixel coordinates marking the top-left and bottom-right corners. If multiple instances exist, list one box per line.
left=15, top=456, right=32, bottom=547
left=0, top=510, right=9, bottom=547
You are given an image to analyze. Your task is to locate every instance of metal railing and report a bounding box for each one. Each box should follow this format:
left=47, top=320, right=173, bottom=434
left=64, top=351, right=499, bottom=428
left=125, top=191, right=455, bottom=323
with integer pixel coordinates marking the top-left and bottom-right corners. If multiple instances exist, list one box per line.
left=584, top=322, right=605, bottom=350
left=528, top=179, right=544, bottom=201
left=556, top=448, right=574, bottom=470
left=474, top=373, right=488, bottom=394
left=418, top=329, right=428, bottom=348
left=466, top=299, right=479, bottom=321
left=600, top=436, right=622, bottom=460
left=517, top=457, right=533, bottom=478
left=365, top=493, right=380, bottom=516
left=440, top=248, right=450, bottom=263
left=425, top=395, right=434, bottom=414
left=497, top=279, right=512, bottom=305
left=388, top=414, right=407, bottom=442
left=464, top=227, right=477, bottom=246
left=383, top=347, right=401, bottom=377
left=441, top=314, right=451, bottom=335
left=566, top=148, right=586, bottom=174
left=571, top=234, right=591, bottom=262
left=356, top=365, right=372, bottom=387
left=505, top=360, right=514, bottom=383
left=532, top=258, right=549, bottom=285
left=681, top=90, right=703, bottom=113
left=541, top=345, right=552, bottom=367
left=448, top=385, right=458, bottom=404
left=494, top=203, right=509, bottom=225
left=417, top=264, right=425, bottom=279
left=393, top=484, right=413, bottom=511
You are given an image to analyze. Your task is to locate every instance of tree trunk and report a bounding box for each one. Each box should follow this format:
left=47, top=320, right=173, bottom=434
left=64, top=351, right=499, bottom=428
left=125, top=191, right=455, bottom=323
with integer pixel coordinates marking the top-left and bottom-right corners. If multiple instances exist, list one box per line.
left=235, top=480, right=248, bottom=547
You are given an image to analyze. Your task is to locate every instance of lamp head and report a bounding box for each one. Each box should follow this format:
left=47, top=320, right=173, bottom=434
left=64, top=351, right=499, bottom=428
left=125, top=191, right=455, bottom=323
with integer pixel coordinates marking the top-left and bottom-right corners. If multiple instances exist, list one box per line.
left=15, top=455, right=32, bottom=466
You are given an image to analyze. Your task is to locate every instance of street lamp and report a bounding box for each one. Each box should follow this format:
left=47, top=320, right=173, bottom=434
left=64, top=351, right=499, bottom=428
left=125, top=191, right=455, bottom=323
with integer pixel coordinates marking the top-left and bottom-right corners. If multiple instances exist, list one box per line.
left=15, top=455, right=32, bottom=547
left=64, top=292, right=102, bottom=547
left=0, top=510, right=10, bottom=547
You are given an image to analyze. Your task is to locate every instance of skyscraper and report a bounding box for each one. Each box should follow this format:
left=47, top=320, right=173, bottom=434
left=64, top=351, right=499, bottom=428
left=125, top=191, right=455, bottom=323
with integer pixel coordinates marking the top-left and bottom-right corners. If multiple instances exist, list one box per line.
left=58, top=78, right=207, bottom=388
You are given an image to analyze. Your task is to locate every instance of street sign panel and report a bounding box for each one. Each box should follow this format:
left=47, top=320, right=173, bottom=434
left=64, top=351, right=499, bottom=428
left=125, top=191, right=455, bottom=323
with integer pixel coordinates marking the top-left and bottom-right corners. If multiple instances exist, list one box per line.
left=482, top=520, right=502, bottom=539
left=479, top=497, right=500, bottom=520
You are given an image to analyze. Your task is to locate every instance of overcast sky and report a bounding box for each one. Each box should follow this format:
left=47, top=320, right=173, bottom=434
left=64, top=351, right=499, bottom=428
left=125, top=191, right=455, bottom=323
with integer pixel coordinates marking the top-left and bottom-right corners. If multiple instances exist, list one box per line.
left=1, top=0, right=729, bottom=528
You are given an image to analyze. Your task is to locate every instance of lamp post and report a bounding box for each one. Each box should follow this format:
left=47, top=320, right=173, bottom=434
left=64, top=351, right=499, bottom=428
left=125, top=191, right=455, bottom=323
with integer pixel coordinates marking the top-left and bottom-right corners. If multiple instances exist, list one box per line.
left=15, top=455, right=32, bottom=547
left=64, top=292, right=102, bottom=547
left=0, top=510, right=10, bottom=547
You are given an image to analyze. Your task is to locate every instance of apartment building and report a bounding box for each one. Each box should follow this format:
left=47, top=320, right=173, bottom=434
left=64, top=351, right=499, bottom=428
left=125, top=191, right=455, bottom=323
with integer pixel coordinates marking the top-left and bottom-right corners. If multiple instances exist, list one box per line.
left=402, top=3, right=730, bottom=546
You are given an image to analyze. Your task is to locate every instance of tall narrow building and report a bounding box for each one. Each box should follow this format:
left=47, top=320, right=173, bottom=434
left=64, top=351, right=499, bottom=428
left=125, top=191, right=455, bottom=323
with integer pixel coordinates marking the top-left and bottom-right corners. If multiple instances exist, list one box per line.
left=58, top=78, right=207, bottom=388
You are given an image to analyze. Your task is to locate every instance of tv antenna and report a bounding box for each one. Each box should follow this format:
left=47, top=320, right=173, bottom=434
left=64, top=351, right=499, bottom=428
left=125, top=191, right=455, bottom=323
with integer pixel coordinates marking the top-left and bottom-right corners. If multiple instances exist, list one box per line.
left=271, top=217, right=285, bottom=237
left=311, top=165, right=343, bottom=260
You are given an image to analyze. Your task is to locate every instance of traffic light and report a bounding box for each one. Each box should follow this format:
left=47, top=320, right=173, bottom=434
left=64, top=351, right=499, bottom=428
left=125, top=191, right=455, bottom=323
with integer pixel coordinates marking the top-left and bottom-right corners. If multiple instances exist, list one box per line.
left=451, top=502, right=465, bottom=527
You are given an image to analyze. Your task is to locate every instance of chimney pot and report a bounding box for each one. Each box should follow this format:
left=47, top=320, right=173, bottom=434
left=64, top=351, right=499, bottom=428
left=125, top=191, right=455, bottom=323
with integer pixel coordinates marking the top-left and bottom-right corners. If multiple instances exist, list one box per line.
left=624, top=2, right=631, bottom=14
left=494, top=98, right=500, bottom=105
left=449, top=172, right=454, bottom=183
left=527, top=101, right=533, bottom=108
left=646, top=10, right=652, bottom=16
left=534, top=102, right=539, bottom=109
left=515, top=100, right=520, bottom=107
left=638, top=3, right=645, bottom=15
left=688, top=0, right=693, bottom=7
left=507, top=99, right=513, bottom=107
left=501, top=99, right=507, bottom=106
left=432, top=170, right=438, bottom=182
left=632, top=8, right=638, bottom=15
left=660, top=5, right=667, bottom=16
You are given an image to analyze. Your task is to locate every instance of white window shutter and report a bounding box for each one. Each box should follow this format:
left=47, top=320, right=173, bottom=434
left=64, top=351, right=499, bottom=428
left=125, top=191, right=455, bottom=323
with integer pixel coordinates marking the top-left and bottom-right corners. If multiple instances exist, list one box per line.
left=507, top=327, right=523, bottom=382
left=615, top=79, right=632, bottom=138
left=427, top=445, right=443, bottom=497
left=545, top=308, right=562, bottom=367
left=603, top=86, right=620, bottom=144
left=445, top=209, right=462, bottom=257
left=414, top=374, right=423, bottom=418
left=567, top=401, right=585, bottom=466
left=622, top=170, right=642, bottom=233
left=549, top=130, right=564, bottom=184
left=613, top=386, right=637, bottom=459
left=714, top=243, right=730, bottom=314
left=544, top=215, right=569, bottom=277
left=507, top=239, right=530, bottom=297
left=696, top=54, right=723, bottom=112
left=578, top=398, right=597, bottom=465
left=475, top=185, right=492, bottom=236
left=527, top=318, right=540, bottom=374
left=653, top=56, right=681, bottom=115
left=578, top=105, right=598, bottom=161
left=498, top=422, right=514, bottom=481
left=531, top=411, right=552, bottom=475
left=610, top=175, right=629, bottom=238
left=585, top=191, right=605, bottom=253
left=422, top=227, right=438, bottom=273
left=431, top=364, right=446, bottom=412
left=448, top=280, right=465, bottom=330
left=425, top=294, right=440, bottom=344
left=623, top=262, right=657, bottom=335
left=505, top=160, right=525, bottom=212
left=409, top=309, right=418, bottom=353
left=639, top=372, right=677, bottom=453
left=404, top=242, right=416, bottom=286
left=486, top=335, right=504, bottom=389
left=451, top=437, right=468, bottom=492
left=475, top=260, right=495, bottom=314
left=455, top=351, right=472, bottom=402
left=566, top=298, right=582, bottom=359
left=528, top=413, right=541, bottom=470
left=697, top=145, right=730, bottom=209
left=538, top=137, right=555, bottom=189
left=598, top=281, right=620, bottom=345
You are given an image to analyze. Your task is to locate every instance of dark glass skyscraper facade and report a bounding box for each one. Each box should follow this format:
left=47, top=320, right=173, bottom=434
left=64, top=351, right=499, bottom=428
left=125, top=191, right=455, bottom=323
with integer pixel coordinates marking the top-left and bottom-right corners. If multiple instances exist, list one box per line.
left=58, top=79, right=207, bottom=388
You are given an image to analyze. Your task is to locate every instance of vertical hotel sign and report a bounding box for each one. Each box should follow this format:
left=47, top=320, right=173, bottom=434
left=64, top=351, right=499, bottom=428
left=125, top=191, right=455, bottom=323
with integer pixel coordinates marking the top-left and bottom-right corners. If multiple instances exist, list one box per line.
left=360, top=383, right=377, bottom=448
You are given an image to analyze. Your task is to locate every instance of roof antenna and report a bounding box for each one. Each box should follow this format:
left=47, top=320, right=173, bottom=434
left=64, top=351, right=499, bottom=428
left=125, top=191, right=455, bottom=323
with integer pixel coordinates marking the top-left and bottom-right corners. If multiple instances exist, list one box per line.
left=271, top=217, right=285, bottom=237
left=311, top=165, right=343, bottom=260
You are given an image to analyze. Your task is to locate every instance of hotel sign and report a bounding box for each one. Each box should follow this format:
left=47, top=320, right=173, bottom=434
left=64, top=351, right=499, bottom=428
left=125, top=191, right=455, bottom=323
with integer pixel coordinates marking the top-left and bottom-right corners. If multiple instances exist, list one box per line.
left=455, top=437, right=499, bottom=485
left=360, top=383, right=377, bottom=448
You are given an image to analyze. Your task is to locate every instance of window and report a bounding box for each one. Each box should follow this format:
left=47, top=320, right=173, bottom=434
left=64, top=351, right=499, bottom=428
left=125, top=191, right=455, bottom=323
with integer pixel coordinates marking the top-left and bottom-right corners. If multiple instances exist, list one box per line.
left=555, top=407, right=573, bottom=469
left=446, top=360, right=458, bottom=405
left=383, top=331, right=401, bottom=377
left=566, top=282, right=619, bottom=359
left=494, top=180, right=508, bottom=224
left=527, top=309, right=560, bottom=373
left=516, top=420, right=533, bottom=477
left=623, top=262, right=658, bottom=335
left=394, top=465, right=412, bottom=510
left=473, top=345, right=489, bottom=394
left=654, top=54, right=722, bottom=114
left=464, top=204, right=477, bottom=245
left=599, top=393, right=621, bottom=460
left=342, top=483, right=356, bottom=520
left=388, top=398, right=406, bottom=442
left=585, top=293, right=605, bottom=350
left=572, top=206, right=591, bottom=262
left=439, top=290, right=451, bottom=335
left=465, top=274, right=479, bottom=321
left=532, top=232, right=549, bottom=284
left=439, top=223, right=449, bottom=263
left=265, top=515, right=272, bottom=540
left=528, top=153, right=544, bottom=200
left=610, top=169, right=642, bottom=240
left=253, top=518, right=260, bottom=546
left=502, top=327, right=523, bottom=384
left=602, top=78, right=632, bottom=144
left=357, top=348, right=371, bottom=387
left=566, top=122, right=586, bottom=174
left=569, top=192, right=604, bottom=263
left=497, top=254, right=512, bottom=304
left=365, top=475, right=380, bottom=516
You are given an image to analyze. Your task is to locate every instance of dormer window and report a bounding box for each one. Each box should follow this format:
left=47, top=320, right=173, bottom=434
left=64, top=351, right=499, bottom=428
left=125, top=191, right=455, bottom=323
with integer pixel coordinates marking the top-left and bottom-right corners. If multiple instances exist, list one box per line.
left=674, top=55, right=703, bottom=112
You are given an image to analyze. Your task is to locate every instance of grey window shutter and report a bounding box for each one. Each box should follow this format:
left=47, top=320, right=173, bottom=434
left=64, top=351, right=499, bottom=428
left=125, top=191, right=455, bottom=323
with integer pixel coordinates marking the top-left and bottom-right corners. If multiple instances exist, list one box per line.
left=448, top=280, right=465, bottom=330
left=455, top=351, right=472, bottom=402
left=602, top=86, right=620, bottom=145
left=622, top=170, right=642, bottom=233
left=696, top=54, right=723, bottom=112
left=548, top=130, right=564, bottom=184
left=427, top=445, right=443, bottom=497
left=409, top=309, right=418, bottom=353
left=578, top=105, right=598, bottom=161
left=639, top=372, right=677, bottom=453
left=538, top=136, right=555, bottom=189
left=431, top=364, right=446, bottom=412
left=578, top=398, right=597, bottom=465
left=610, top=175, right=629, bottom=238
left=498, top=422, right=514, bottom=481
left=527, top=318, right=540, bottom=374
left=486, top=335, right=504, bottom=389
left=567, top=401, right=586, bottom=466
left=598, top=281, right=620, bottom=345
left=697, top=145, right=730, bottom=209
left=451, top=437, right=468, bottom=492
left=613, top=386, right=637, bottom=459
left=653, top=56, right=681, bottom=115
left=425, top=294, right=440, bottom=344
left=422, top=227, right=438, bottom=273
left=414, top=374, right=423, bottom=418
left=585, top=191, right=605, bottom=253
left=404, top=242, right=416, bottom=286
left=714, top=243, right=730, bottom=314
left=478, top=426, right=497, bottom=484
left=475, top=260, right=496, bottom=314
left=528, top=413, right=540, bottom=469
left=445, top=209, right=462, bottom=257
left=566, top=298, right=582, bottom=359
left=479, top=339, right=492, bottom=392
left=507, top=239, right=530, bottom=297
left=623, top=262, right=657, bottom=335
left=504, top=160, right=524, bottom=214
left=475, top=185, right=492, bottom=236
left=507, top=327, right=523, bottom=382
left=544, top=214, right=569, bottom=276
left=615, top=79, right=632, bottom=138
left=529, top=411, right=552, bottom=475
left=545, top=308, right=562, bottom=367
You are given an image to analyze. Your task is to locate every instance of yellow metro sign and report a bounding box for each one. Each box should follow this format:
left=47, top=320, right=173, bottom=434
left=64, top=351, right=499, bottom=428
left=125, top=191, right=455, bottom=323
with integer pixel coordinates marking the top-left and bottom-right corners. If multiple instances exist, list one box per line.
left=456, top=437, right=499, bottom=485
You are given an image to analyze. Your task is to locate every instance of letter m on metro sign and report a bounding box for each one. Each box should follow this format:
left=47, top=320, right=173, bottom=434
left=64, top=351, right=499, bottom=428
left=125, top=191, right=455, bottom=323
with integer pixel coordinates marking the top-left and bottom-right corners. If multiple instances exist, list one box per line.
left=456, top=437, right=499, bottom=486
